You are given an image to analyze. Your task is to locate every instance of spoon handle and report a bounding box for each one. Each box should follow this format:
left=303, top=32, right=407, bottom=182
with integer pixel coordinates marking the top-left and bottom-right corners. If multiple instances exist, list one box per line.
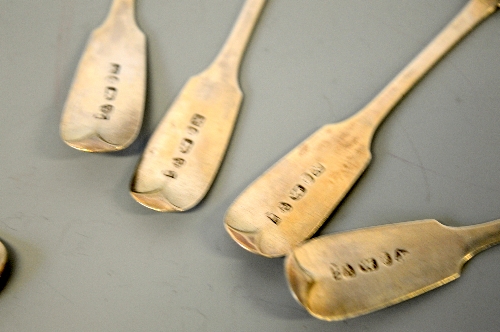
left=285, top=219, right=500, bottom=321
left=355, top=0, right=499, bottom=134
left=210, top=0, right=267, bottom=81
left=129, top=0, right=266, bottom=211
left=456, top=219, right=500, bottom=259
left=59, top=0, right=146, bottom=152
left=105, top=0, right=137, bottom=25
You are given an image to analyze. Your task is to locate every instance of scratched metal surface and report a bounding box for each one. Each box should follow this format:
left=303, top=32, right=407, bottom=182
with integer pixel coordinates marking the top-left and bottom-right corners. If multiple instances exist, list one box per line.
left=0, top=0, right=499, bottom=331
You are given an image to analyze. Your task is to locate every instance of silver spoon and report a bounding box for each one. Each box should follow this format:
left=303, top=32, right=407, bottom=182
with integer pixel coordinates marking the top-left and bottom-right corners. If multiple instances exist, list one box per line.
left=130, top=0, right=267, bottom=211
left=225, top=0, right=500, bottom=257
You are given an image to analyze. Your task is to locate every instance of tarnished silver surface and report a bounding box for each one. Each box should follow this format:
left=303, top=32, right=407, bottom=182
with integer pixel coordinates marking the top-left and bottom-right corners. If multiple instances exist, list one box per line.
left=1, top=1, right=499, bottom=330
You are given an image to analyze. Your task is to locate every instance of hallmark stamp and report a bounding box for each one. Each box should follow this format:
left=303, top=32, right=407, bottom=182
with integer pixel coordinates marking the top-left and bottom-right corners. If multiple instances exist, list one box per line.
left=94, top=63, right=121, bottom=120
left=265, top=163, right=325, bottom=225
left=163, top=113, right=207, bottom=180
left=330, top=249, right=410, bottom=281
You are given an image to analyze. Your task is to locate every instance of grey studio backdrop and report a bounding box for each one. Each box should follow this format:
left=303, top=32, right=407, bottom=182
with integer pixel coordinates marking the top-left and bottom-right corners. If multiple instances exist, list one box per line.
left=0, top=0, right=499, bottom=331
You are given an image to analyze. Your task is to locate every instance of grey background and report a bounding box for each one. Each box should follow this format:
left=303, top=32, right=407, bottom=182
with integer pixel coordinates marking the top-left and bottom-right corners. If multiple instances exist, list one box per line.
left=1, top=0, right=499, bottom=331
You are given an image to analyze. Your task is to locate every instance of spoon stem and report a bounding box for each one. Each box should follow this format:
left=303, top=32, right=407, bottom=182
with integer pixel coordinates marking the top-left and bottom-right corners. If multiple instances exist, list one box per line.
left=456, top=219, right=500, bottom=260
left=210, top=0, right=267, bottom=81
left=354, top=0, right=498, bottom=135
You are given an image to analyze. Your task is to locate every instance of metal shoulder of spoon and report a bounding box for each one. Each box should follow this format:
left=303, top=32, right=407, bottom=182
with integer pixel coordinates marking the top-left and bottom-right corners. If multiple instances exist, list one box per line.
left=60, top=0, right=147, bottom=152
left=130, top=0, right=267, bottom=212
left=0, top=240, right=7, bottom=277
left=285, top=218, right=500, bottom=321
left=224, top=0, right=500, bottom=258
